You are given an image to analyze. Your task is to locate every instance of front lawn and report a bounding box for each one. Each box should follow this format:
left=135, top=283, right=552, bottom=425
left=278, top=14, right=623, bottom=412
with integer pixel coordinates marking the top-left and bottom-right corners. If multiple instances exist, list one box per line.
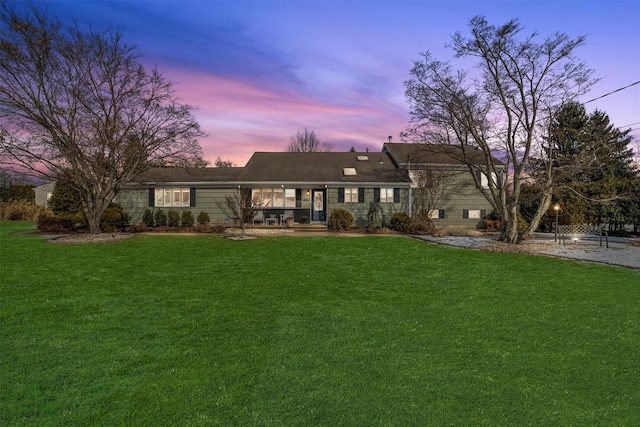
left=1, top=221, right=639, bottom=425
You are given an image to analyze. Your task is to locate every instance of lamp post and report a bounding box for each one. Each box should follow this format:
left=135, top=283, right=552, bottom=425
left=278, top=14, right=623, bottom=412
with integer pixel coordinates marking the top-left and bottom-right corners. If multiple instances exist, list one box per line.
left=553, top=204, right=560, bottom=243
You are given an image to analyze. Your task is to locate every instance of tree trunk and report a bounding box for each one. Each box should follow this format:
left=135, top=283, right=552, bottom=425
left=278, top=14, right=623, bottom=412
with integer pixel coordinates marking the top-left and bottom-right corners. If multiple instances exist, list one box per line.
left=85, top=203, right=110, bottom=234
left=520, top=188, right=554, bottom=241
left=500, top=205, right=520, bottom=244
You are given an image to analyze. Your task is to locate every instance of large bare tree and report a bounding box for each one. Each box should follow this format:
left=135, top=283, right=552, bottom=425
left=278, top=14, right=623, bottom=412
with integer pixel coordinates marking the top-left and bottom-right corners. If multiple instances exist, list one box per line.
left=285, top=128, right=332, bottom=152
left=404, top=16, right=597, bottom=243
left=0, top=2, right=206, bottom=233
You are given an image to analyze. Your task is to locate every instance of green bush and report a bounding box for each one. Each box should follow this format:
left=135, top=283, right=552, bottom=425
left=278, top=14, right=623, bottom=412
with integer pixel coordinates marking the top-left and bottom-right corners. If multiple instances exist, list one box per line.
left=328, top=209, right=354, bottom=231
left=48, top=180, right=82, bottom=215
left=516, top=211, right=528, bottom=232
left=0, top=184, right=35, bottom=203
left=167, top=210, right=180, bottom=227
left=389, top=212, right=413, bottom=233
left=100, top=204, right=129, bottom=232
left=197, top=210, right=210, bottom=225
left=37, top=212, right=74, bottom=232
left=180, top=210, right=194, bottom=227
left=154, top=209, right=167, bottom=226
left=142, top=208, right=155, bottom=227
left=366, top=202, right=386, bottom=231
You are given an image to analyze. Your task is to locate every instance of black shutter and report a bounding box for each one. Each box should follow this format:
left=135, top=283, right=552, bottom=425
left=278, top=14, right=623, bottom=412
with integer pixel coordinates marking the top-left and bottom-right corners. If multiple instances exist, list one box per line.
left=149, top=188, right=155, bottom=207
left=358, top=188, right=365, bottom=203
left=463, top=210, right=469, bottom=219
left=439, top=209, right=445, bottom=219
left=481, top=209, right=486, bottom=218
left=296, top=189, right=302, bottom=208
left=338, top=188, right=345, bottom=203
left=190, top=188, right=196, bottom=207
left=374, top=188, right=380, bottom=203
left=393, top=188, right=400, bottom=203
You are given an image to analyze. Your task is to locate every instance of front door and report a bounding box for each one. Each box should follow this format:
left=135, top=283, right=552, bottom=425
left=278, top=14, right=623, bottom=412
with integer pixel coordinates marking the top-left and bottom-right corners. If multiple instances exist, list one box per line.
left=311, top=189, right=326, bottom=222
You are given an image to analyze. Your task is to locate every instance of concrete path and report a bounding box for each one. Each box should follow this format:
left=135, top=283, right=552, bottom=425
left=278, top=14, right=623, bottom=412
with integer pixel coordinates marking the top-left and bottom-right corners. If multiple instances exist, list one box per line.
left=414, top=233, right=640, bottom=270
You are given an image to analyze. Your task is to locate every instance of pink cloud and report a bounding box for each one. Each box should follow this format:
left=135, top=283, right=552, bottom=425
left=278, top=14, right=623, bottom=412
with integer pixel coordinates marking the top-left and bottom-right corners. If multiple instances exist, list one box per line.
left=164, top=68, right=410, bottom=165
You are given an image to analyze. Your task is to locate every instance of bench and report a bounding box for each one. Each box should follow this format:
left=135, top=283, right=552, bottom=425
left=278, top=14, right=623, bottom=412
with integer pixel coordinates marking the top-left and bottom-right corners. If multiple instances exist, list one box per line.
left=558, top=224, right=609, bottom=248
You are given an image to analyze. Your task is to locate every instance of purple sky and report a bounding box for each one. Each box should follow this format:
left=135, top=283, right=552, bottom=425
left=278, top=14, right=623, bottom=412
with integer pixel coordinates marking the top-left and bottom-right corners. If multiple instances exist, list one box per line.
left=43, top=0, right=640, bottom=166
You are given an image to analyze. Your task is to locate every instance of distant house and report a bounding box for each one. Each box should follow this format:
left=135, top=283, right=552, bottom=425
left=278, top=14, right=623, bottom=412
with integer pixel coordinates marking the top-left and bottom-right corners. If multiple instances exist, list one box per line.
left=33, top=182, right=55, bottom=208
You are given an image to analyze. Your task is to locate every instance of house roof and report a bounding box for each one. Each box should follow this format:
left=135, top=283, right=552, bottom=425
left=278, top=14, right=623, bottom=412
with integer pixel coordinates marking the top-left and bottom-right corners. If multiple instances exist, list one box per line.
left=241, top=151, right=411, bottom=184
left=132, top=167, right=244, bottom=184
left=383, top=143, right=505, bottom=167
left=130, top=151, right=411, bottom=186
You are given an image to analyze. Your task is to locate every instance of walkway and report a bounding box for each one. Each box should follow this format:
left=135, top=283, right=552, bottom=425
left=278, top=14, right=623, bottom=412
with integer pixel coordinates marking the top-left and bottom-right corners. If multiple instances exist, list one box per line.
left=414, top=233, right=640, bottom=270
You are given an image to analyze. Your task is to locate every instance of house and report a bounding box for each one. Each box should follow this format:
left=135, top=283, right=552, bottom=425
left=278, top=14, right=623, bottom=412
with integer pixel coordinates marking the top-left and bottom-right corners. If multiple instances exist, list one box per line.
left=382, top=143, right=504, bottom=227
left=36, top=142, right=502, bottom=228
left=115, top=151, right=412, bottom=227
left=33, top=182, right=55, bottom=208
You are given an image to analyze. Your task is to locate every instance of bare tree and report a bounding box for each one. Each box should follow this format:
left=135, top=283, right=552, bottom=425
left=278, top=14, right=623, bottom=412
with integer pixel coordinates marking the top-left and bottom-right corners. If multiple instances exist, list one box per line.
left=285, top=128, right=332, bottom=152
left=411, top=167, right=469, bottom=216
left=0, top=3, right=206, bottom=233
left=215, top=187, right=262, bottom=237
left=214, top=157, right=234, bottom=167
left=404, top=16, right=597, bottom=243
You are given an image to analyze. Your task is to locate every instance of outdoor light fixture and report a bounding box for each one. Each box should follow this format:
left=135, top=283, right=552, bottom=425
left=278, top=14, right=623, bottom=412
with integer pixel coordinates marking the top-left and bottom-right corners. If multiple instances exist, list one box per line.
left=553, top=204, right=560, bottom=243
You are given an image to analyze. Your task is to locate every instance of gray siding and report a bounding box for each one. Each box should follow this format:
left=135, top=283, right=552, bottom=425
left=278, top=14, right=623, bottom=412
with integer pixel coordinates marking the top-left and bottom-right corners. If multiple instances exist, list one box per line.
left=410, top=171, right=494, bottom=228
left=328, top=187, right=408, bottom=226
left=115, top=187, right=239, bottom=225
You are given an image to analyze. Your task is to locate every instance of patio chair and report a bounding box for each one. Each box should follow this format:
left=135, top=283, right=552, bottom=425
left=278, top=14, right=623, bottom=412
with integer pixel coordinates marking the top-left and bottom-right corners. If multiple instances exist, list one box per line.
left=252, top=212, right=264, bottom=225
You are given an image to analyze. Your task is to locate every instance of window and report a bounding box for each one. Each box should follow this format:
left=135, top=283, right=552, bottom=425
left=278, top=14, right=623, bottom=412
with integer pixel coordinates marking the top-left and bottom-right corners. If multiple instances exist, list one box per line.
left=251, top=189, right=262, bottom=206
left=273, top=188, right=284, bottom=207
left=338, top=187, right=364, bottom=203
left=154, top=188, right=190, bottom=207
left=285, top=189, right=296, bottom=207
left=252, top=187, right=296, bottom=208
left=479, top=171, right=498, bottom=189
left=463, top=209, right=482, bottom=219
left=262, top=189, right=273, bottom=207
left=344, top=188, right=358, bottom=203
left=374, top=188, right=399, bottom=203
left=428, top=209, right=445, bottom=219
left=343, top=167, right=357, bottom=176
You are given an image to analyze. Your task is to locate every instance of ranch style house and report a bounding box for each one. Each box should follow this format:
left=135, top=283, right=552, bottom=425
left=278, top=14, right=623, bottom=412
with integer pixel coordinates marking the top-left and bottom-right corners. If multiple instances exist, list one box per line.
left=35, top=142, right=503, bottom=228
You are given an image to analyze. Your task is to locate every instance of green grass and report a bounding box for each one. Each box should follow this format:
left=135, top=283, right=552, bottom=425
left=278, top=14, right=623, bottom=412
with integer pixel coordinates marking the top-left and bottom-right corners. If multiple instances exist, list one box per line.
left=1, top=221, right=639, bottom=426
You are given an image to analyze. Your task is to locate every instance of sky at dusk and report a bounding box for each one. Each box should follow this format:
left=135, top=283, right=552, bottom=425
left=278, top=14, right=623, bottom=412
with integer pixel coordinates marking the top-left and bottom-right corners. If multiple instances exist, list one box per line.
left=41, top=0, right=640, bottom=166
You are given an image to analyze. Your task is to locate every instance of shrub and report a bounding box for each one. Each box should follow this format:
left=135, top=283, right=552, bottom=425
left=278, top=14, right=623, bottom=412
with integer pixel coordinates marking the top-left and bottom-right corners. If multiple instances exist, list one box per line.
left=72, top=210, right=88, bottom=229
left=100, top=204, right=129, bottom=232
left=197, top=210, right=210, bottom=225
left=180, top=210, right=194, bottom=227
left=412, top=210, right=437, bottom=235
left=0, top=184, right=35, bottom=203
left=483, top=219, right=502, bottom=232
left=167, top=210, right=180, bottom=227
left=328, top=209, right=354, bottom=231
left=48, top=180, right=82, bottom=215
left=366, top=202, right=386, bottom=231
left=37, top=212, right=74, bottom=232
left=210, top=220, right=226, bottom=233
left=154, top=209, right=167, bottom=226
left=0, top=200, right=44, bottom=221
left=142, top=208, right=155, bottom=227
left=389, top=212, right=413, bottom=233
left=516, top=211, right=528, bottom=232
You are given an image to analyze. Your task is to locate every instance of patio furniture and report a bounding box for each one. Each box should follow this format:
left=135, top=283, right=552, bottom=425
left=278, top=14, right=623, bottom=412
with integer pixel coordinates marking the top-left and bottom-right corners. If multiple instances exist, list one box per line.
left=266, top=214, right=278, bottom=226
left=252, top=212, right=264, bottom=225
